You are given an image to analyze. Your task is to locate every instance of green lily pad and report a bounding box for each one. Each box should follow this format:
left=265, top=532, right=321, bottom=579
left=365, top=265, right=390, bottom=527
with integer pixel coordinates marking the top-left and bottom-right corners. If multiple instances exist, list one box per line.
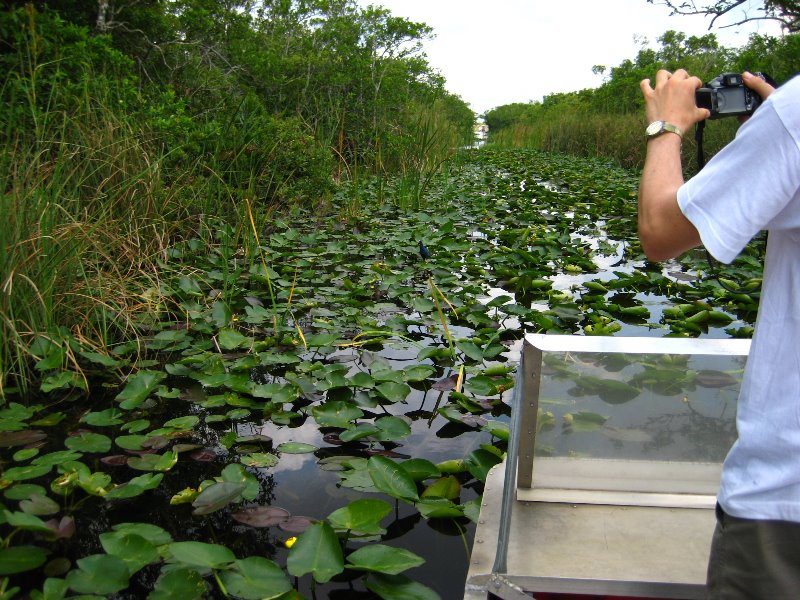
left=311, top=401, right=363, bottom=428
left=115, top=371, right=166, bottom=410
left=240, top=452, right=279, bottom=468
left=0, top=546, right=48, bottom=575
left=347, top=544, right=425, bottom=575
left=327, top=499, right=392, bottom=535
left=421, top=476, right=461, bottom=500
left=99, top=531, right=160, bottom=575
left=286, top=521, right=344, bottom=583
left=276, top=441, right=317, bottom=454
left=150, top=567, right=207, bottom=600
left=168, top=541, right=236, bottom=569
left=368, top=456, right=419, bottom=502
left=376, top=381, right=411, bottom=403
left=66, top=553, right=131, bottom=595
left=65, top=432, right=111, bottom=453
left=365, top=573, right=442, bottom=600
left=219, top=556, right=292, bottom=600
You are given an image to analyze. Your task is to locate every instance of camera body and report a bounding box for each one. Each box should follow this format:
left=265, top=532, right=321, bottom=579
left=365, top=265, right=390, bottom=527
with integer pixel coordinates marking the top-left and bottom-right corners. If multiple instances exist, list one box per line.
left=695, top=73, right=762, bottom=119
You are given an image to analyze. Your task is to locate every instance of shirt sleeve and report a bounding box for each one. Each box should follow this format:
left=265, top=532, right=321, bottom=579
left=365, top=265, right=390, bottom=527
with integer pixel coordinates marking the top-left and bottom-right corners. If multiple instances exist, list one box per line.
left=677, top=77, right=800, bottom=264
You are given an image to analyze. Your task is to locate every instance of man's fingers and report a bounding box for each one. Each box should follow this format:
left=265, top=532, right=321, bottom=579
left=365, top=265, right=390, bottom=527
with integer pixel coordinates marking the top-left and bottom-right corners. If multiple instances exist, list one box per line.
left=743, top=71, right=775, bottom=100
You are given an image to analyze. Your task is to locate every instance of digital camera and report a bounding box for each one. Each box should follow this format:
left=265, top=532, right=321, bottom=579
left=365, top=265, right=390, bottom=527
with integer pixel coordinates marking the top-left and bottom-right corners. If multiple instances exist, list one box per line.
left=695, top=72, right=763, bottom=119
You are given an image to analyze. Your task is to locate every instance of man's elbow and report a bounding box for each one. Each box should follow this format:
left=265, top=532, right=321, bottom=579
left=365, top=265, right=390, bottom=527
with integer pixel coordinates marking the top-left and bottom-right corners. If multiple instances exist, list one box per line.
left=638, top=222, right=700, bottom=262
left=639, top=234, right=668, bottom=262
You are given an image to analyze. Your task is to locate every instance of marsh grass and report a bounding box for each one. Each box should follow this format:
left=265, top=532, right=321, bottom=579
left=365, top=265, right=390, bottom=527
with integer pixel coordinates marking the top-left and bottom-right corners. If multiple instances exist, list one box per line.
left=392, top=101, right=468, bottom=210
left=489, top=111, right=739, bottom=174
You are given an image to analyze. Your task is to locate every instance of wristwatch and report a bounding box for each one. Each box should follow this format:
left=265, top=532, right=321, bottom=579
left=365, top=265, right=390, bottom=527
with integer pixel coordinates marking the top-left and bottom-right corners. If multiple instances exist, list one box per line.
left=645, top=120, right=683, bottom=140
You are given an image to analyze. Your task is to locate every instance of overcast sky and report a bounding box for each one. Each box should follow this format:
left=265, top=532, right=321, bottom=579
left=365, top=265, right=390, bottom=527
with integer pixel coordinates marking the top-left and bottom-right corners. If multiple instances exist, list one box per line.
left=355, top=0, right=781, bottom=114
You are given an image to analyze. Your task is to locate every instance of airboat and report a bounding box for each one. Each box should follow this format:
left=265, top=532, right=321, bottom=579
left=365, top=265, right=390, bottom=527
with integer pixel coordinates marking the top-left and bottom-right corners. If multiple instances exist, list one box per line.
left=464, top=334, right=749, bottom=600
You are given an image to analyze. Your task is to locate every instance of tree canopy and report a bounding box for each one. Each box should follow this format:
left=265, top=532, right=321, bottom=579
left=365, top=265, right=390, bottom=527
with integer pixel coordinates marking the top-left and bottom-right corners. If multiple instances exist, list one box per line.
left=648, top=0, right=800, bottom=33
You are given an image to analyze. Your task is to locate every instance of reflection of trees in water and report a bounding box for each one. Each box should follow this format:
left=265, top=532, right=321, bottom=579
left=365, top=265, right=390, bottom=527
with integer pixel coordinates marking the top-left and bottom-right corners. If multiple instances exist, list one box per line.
left=638, top=405, right=738, bottom=462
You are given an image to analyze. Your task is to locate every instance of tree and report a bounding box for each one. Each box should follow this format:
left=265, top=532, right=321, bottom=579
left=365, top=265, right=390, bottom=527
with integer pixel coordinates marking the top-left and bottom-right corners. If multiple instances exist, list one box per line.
left=647, top=0, right=800, bottom=33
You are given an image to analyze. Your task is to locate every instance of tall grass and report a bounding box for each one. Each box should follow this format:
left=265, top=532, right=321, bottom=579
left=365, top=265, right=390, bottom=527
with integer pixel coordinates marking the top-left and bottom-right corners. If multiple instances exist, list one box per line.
left=489, top=110, right=739, bottom=175
left=390, top=100, right=470, bottom=210
left=0, top=81, right=184, bottom=397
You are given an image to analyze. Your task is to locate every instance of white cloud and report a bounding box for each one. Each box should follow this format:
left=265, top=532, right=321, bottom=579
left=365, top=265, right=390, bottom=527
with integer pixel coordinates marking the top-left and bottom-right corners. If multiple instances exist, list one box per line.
left=357, top=0, right=782, bottom=113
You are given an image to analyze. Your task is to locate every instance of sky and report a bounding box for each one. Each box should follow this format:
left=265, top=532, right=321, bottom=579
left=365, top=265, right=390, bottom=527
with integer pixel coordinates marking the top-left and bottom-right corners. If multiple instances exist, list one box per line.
left=354, top=0, right=782, bottom=115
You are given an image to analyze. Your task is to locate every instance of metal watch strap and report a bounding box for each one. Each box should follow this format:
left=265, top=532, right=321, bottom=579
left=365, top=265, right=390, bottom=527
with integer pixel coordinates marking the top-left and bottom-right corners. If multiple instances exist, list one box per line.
left=645, top=120, right=683, bottom=140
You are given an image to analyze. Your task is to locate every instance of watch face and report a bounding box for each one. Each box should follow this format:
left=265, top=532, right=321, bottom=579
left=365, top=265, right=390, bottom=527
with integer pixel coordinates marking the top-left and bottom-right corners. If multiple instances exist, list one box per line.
left=646, top=121, right=664, bottom=136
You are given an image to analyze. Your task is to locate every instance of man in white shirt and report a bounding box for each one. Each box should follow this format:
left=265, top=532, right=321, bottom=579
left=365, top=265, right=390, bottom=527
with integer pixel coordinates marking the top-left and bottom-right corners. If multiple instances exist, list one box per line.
left=638, top=69, right=800, bottom=598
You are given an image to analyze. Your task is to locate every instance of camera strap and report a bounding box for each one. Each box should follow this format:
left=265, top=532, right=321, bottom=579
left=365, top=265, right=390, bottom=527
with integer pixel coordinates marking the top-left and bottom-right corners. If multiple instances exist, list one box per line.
left=695, top=119, right=707, bottom=170
left=694, top=119, right=763, bottom=298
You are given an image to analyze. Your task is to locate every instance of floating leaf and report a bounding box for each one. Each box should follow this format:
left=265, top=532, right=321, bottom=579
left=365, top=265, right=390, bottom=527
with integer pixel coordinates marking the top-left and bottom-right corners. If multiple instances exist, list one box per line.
left=113, top=522, right=172, bottom=546
left=19, top=493, right=60, bottom=516
left=431, top=374, right=458, bottom=391
left=219, top=556, right=292, bottom=600
left=311, top=401, right=363, bottom=428
left=421, top=476, right=461, bottom=500
left=465, top=449, right=502, bottom=483
left=81, top=408, right=125, bottom=427
left=696, top=369, right=739, bottom=388
left=376, top=382, right=411, bottom=403
left=563, top=411, right=608, bottom=432
left=3, top=463, right=52, bottom=482
left=455, top=339, right=484, bottom=362
left=168, top=541, right=236, bottom=569
left=0, top=430, right=47, bottom=448
left=327, top=499, right=392, bottom=535
left=220, top=463, right=259, bottom=500
left=416, top=498, right=465, bottom=519
left=482, top=420, right=510, bottom=441
left=286, top=522, right=344, bottom=583
left=100, top=531, right=159, bottom=575
left=239, top=452, right=279, bottom=468
left=368, top=456, right=419, bottom=502
left=115, top=371, right=166, bottom=410
left=13, top=447, right=39, bottom=461
left=218, top=328, right=252, bottom=350
left=232, top=506, right=290, bottom=528
left=161, top=415, right=200, bottom=430
left=66, top=553, right=131, bottom=595
left=400, top=459, right=440, bottom=482
left=276, top=441, right=317, bottom=454
left=0, top=546, right=47, bottom=575
left=192, top=482, right=246, bottom=515
left=127, top=451, right=178, bottom=472
left=365, top=573, right=442, bottom=600
left=347, top=544, right=425, bottom=575
left=64, top=432, right=111, bottom=453
left=372, top=416, right=412, bottom=442
left=340, top=424, right=380, bottom=442
left=4, top=484, right=47, bottom=501
left=279, top=516, right=315, bottom=533
left=150, top=567, right=207, bottom=600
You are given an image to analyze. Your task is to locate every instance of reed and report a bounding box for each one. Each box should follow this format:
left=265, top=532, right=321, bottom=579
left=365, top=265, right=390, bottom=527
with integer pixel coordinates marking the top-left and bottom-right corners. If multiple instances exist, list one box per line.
left=390, top=100, right=470, bottom=210
left=489, top=110, right=739, bottom=175
left=0, top=70, right=183, bottom=397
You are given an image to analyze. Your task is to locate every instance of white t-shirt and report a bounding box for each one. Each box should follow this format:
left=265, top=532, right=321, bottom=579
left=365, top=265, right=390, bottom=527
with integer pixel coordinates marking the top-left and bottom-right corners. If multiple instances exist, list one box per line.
left=678, top=75, right=800, bottom=522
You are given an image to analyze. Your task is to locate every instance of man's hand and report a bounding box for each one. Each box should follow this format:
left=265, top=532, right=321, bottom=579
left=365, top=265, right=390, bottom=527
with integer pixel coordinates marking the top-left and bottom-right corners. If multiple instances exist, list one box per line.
left=743, top=71, right=775, bottom=100
left=640, top=69, right=710, bottom=133
left=738, top=71, right=776, bottom=124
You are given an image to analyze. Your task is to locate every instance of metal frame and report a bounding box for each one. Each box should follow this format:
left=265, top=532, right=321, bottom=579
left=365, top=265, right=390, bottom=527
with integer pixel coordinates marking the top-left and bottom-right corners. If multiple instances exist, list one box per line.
left=465, top=334, right=751, bottom=600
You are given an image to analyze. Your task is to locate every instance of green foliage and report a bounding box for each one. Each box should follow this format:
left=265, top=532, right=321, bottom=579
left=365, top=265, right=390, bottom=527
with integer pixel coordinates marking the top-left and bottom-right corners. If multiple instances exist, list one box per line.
left=0, top=1, right=474, bottom=394
left=486, top=29, right=798, bottom=169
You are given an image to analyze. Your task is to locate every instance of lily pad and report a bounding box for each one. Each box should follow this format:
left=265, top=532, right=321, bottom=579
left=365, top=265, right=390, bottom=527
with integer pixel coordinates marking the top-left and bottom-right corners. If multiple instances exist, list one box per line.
left=232, top=506, right=290, bottom=528
left=346, top=544, right=425, bottom=575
